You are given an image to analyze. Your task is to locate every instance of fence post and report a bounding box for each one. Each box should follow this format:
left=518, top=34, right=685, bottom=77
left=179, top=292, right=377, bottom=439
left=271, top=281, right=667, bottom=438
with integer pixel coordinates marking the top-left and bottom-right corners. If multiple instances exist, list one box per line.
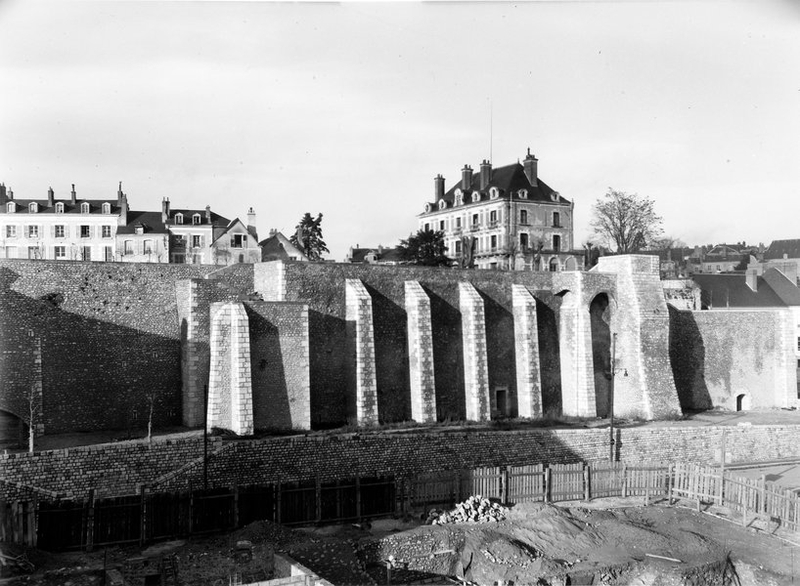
left=233, top=483, right=239, bottom=529
left=139, top=486, right=146, bottom=547
left=188, top=481, right=194, bottom=536
left=760, top=475, right=767, bottom=514
left=29, top=494, right=38, bottom=547
left=622, top=465, right=628, bottom=499
left=544, top=466, right=551, bottom=503
left=355, top=476, right=362, bottom=523
left=85, top=489, right=95, bottom=553
left=717, top=470, right=725, bottom=507
left=583, top=464, right=590, bottom=502
left=276, top=482, right=282, bottom=525
left=502, top=469, right=509, bottom=505
left=315, top=476, right=322, bottom=524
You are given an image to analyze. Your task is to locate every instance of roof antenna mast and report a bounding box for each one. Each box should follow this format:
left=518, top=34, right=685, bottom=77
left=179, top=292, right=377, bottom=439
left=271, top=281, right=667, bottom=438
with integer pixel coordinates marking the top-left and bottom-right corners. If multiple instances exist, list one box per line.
left=489, top=98, right=493, bottom=165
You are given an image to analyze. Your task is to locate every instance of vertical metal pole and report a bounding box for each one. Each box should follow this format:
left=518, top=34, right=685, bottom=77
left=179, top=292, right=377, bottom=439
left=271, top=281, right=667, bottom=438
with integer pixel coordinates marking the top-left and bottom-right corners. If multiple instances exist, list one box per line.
left=609, top=333, right=617, bottom=463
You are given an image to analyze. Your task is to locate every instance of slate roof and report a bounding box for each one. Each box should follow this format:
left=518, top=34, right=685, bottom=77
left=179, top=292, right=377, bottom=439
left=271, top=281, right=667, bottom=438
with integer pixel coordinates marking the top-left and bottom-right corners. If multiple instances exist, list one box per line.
left=347, top=246, right=405, bottom=264
left=692, top=268, right=800, bottom=308
left=2, top=199, right=124, bottom=214
left=259, top=231, right=307, bottom=261
left=116, top=211, right=168, bottom=235
left=437, top=162, right=569, bottom=206
left=764, top=239, right=800, bottom=260
left=165, top=209, right=230, bottom=226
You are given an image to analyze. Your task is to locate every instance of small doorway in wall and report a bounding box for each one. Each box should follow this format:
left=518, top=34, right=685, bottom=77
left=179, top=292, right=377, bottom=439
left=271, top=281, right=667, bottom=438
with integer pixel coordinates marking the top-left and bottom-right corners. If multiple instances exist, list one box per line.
left=736, top=394, right=750, bottom=411
left=495, top=388, right=508, bottom=418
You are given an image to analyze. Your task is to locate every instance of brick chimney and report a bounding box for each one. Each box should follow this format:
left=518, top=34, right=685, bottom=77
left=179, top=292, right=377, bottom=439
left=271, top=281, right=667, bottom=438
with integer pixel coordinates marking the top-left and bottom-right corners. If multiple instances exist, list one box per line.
left=434, top=174, right=445, bottom=200
left=523, top=148, right=538, bottom=187
left=461, top=165, right=473, bottom=191
left=116, top=181, right=124, bottom=206
left=47, top=187, right=54, bottom=207
left=0, top=183, right=5, bottom=203
left=161, top=197, right=170, bottom=223
left=117, top=183, right=128, bottom=226
left=205, top=205, right=211, bottom=223
left=480, top=160, right=492, bottom=190
left=247, top=207, right=257, bottom=239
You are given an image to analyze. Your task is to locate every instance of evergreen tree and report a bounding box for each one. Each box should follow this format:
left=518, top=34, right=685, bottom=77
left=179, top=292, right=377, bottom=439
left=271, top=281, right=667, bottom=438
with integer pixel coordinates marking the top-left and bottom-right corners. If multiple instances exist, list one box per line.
left=398, top=228, right=451, bottom=266
left=290, top=212, right=329, bottom=261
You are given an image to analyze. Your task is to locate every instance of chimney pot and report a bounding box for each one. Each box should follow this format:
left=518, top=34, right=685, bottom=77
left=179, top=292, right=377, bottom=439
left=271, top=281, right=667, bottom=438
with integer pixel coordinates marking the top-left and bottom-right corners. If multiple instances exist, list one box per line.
left=461, top=165, right=473, bottom=191
left=523, top=149, right=538, bottom=187
left=434, top=174, right=445, bottom=201
left=48, top=186, right=54, bottom=207
left=480, top=159, right=492, bottom=190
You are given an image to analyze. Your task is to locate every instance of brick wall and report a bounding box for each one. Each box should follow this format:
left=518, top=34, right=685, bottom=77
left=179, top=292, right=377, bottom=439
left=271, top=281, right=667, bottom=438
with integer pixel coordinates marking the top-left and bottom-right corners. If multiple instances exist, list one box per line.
left=0, top=260, right=213, bottom=434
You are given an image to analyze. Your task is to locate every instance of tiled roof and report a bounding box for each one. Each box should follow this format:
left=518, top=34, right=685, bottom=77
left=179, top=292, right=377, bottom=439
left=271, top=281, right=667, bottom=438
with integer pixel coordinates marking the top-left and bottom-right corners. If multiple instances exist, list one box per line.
left=116, top=211, right=168, bottom=235
left=764, top=239, right=800, bottom=260
left=347, top=246, right=404, bottom=264
left=2, top=200, right=123, bottom=214
left=692, top=272, right=789, bottom=308
left=259, top=232, right=307, bottom=261
left=166, top=209, right=230, bottom=226
left=438, top=162, right=569, bottom=206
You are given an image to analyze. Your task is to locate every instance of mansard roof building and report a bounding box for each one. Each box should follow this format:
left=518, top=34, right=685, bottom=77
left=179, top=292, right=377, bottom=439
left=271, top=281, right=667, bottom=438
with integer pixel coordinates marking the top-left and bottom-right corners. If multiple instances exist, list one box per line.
left=418, top=150, right=581, bottom=270
left=0, top=182, right=258, bottom=265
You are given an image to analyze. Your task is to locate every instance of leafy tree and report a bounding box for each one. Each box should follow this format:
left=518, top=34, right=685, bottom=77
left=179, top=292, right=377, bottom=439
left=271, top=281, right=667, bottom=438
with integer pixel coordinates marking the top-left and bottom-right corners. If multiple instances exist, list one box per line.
left=399, top=228, right=451, bottom=266
left=590, top=189, right=664, bottom=254
left=290, top=213, right=329, bottom=261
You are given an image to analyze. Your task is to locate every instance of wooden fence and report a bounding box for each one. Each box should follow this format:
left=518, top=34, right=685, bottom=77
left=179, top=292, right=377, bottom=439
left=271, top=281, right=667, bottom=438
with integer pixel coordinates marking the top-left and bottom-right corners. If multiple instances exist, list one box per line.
left=4, top=461, right=800, bottom=552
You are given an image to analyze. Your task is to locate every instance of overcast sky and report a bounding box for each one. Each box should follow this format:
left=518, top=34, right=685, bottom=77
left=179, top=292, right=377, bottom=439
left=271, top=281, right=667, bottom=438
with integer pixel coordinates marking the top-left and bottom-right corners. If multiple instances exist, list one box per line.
left=1, top=0, right=798, bottom=259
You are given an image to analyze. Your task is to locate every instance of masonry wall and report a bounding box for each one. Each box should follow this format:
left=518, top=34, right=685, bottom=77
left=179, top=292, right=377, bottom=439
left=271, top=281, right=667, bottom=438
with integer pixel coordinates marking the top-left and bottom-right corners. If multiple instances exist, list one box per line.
left=244, top=302, right=311, bottom=430
left=5, top=426, right=799, bottom=499
left=254, top=262, right=574, bottom=427
left=0, top=260, right=214, bottom=434
left=669, top=307, right=799, bottom=411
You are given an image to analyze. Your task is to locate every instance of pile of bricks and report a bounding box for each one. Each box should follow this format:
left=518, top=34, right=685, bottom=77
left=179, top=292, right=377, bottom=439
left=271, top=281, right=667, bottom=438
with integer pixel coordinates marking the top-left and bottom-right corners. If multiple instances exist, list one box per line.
left=428, top=495, right=507, bottom=525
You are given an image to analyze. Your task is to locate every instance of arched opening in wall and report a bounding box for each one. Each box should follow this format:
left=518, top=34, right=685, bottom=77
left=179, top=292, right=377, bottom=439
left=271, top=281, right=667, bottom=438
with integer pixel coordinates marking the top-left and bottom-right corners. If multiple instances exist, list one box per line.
left=736, top=393, right=750, bottom=411
left=0, top=410, right=23, bottom=449
left=564, top=257, right=577, bottom=271
left=590, top=293, right=612, bottom=418
left=548, top=258, right=559, bottom=272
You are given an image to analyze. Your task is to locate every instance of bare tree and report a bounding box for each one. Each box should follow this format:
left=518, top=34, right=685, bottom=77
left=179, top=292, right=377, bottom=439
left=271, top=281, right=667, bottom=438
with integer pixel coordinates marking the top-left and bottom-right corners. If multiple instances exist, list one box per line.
left=23, top=382, right=42, bottom=453
left=590, top=189, right=664, bottom=253
left=145, top=390, right=158, bottom=445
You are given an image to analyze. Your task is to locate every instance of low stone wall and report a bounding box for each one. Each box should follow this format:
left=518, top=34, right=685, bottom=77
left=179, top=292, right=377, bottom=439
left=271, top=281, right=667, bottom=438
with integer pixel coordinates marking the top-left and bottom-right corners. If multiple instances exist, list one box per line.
left=0, top=434, right=221, bottom=500
left=3, top=425, right=799, bottom=500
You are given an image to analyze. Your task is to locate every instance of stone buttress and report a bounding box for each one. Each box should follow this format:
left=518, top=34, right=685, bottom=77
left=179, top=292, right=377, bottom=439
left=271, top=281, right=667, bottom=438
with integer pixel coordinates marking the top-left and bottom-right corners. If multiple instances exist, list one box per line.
left=404, top=281, right=437, bottom=423
left=512, top=284, right=543, bottom=418
left=458, top=282, right=491, bottom=421
left=345, top=279, right=379, bottom=425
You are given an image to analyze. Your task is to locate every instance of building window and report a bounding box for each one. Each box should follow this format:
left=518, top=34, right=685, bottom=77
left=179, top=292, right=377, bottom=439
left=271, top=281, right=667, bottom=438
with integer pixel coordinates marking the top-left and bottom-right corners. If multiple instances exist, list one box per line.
left=192, top=253, right=202, bottom=264
left=102, top=202, right=111, bottom=214
left=192, top=235, right=202, bottom=248
left=518, top=189, right=528, bottom=199
left=28, top=246, right=39, bottom=259
left=455, top=191, right=463, bottom=206
left=27, top=225, right=39, bottom=238
left=5, top=225, right=16, bottom=238
left=102, top=225, right=112, bottom=238
left=80, top=203, right=90, bottom=214
left=28, top=203, right=38, bottom=213
left=81, top=246, right=91, bottom=261
left=231, top=234, right=245, bottom=248
left=104, top=246, right=113, bottom=262
left=455, top=241, right=462, bottom=255
left=439, top=220, right=445, bottom=231
left=175, top=213, right=184, bottom=225
left=80, top=225, right=91, bottom=238
left=490, top=235, right=498, bottom=250
left=520, top=233, right=529, bottom=250
left=489, top=210, right=497, bottom=226
left=124, top=240, right=133, bottom=255
left=173, top=253, right=185, bottom=264
left=5, top=246, right=16, bottom=259
left=472, top=191, right=481, bottom=203
left=55, top=202, right=64, bottom=213
left=424, top=223, right=430, bottom=231
left=438, top=200, right=447, bottom=210
left=6, top=202, right=15, bottom=213
left=192, top=214, right=201, bottom=225
left=143, top=240, right=153, bottom=254
left=797, top=337, right=800, bottom=352
left=489, top=187, right=499, bottom=200
left=456, top=217, right=462, bottom=229
left=553, top=234, right=561, bottom=251
left=520, top=209, right=528, bottom=225
left=472, top=214, right=479, bottom=227
left=549, top=258, right=559, bottom=272
left=55, top=225, right=65, bottom=238
left=553, top=211, right=561, bottom=227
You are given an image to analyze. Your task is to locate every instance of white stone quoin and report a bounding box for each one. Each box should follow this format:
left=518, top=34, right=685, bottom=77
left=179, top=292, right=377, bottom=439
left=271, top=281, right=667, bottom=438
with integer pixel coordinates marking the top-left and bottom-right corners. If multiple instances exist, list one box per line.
left=405, top=280, right=437, bottom=423
left=345, top=279, right=379, bottom=425
left=206, top=302, right=254, bottom=435
left=459, top=282, right=491, bottom=421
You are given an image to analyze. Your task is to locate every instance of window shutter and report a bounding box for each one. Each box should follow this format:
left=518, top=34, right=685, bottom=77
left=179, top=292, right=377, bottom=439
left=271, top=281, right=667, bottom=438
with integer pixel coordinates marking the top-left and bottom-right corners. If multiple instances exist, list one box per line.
left=50, top=225, right=55, bottom=238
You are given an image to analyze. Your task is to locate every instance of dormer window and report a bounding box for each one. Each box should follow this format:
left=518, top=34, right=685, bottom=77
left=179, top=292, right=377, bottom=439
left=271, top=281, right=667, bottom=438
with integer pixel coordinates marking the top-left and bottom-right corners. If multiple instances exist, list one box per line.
left=6, top=202, right=15, bottom=213
left=175, top=213, right=184, bottom=224
left=102, top=202, right=111, bottom=214
left=192, top=214, right=201, bottom=225
left=489, top=187, right=499, bottom=200
left=28, top=203, right=38, bottom=213
left=438, top=200, right=447, bottom=210
left=135, top=225, right=144, bottom=235
left=455, top=190, right=464, bottom=206
left=518, top=189, right=528, bottom=199
left=424, top=203, right=432, bottom=213
left=55, top=202, right=64, bottom=214
left=471, top=191, right=481, bottom=203
left=550, top=191, right=559, bottom=202
left=80, top=202, right=90, bottom=214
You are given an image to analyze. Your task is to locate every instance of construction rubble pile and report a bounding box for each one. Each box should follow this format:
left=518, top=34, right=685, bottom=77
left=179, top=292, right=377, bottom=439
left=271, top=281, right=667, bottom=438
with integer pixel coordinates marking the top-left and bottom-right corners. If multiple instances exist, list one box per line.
left=427, top=495, right=508, bottom=525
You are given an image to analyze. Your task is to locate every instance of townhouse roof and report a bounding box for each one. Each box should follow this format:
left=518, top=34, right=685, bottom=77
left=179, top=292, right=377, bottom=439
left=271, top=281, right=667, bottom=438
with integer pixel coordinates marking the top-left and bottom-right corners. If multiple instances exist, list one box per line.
left=692, top=267, right=800, bottom=308
left=764, top=239, right=800, bottom=260
left=259, top=231, right=308, bottom=261
left=164, top=208, right=230, bottom=227
left=116, top=211, right=168, bottom=235
left=2, top=199, right=124, bottom=214
left=347, top=246, right=405, bottom=264
left=439, top=162, right=568, bottom=206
